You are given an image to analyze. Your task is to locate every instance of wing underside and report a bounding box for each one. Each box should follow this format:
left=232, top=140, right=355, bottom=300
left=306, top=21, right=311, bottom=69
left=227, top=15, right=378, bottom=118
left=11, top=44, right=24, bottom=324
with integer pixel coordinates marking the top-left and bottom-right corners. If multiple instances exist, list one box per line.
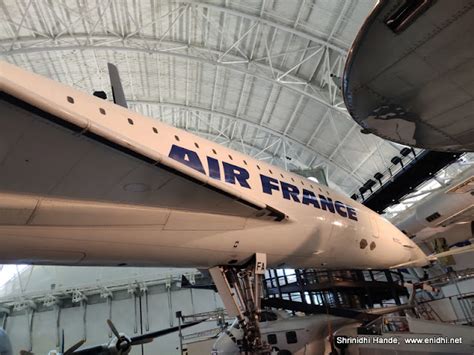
left=0, top=92, right=284, bottom=224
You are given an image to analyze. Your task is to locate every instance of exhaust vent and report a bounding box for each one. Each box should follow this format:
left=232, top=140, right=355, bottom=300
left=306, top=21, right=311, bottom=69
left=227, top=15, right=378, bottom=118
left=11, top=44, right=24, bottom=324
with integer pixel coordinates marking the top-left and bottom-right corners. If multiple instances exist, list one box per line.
left=425, top=211, right=441, bottom=222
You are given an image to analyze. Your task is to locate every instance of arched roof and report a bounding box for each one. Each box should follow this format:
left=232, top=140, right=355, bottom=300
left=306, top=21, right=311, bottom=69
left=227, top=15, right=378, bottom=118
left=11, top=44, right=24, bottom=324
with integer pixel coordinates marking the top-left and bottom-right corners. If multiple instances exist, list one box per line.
left=0, top=0, right=403, bottom=195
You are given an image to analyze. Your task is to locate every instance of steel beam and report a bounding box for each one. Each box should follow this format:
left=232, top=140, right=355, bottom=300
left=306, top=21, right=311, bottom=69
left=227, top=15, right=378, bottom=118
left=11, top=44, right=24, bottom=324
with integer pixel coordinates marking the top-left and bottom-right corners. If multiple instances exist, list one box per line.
left=0, top=38, right=344, bottom=114
left=180, top=0, right=347, bottom=54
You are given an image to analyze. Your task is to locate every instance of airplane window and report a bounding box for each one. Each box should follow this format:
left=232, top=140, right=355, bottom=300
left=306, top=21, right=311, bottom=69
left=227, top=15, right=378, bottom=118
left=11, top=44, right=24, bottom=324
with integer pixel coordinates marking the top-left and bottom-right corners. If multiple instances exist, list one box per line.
left=267, top=334, right=277, bottom=345
left=175, top=135, right=180, bottom=141
left=228, top=155, right=233, bottom=160
left=243, top=160, right=248, bottom=165
left=152, top=127, right=158, bottom=134
left=127, top=118, right=134, bottom=125
left=195, top=143, right=199, bottom=148
left=67, top=96, right=74, bottom=103
left=269, top=169, right=273, bottom=174
left=301, top=181, right=304, bottom=186
left=99, top=108, right=106, bottom=115
left=286, top=331, right=297, bottom=344
left=280, top=174, right=284, bottom=178
left=291, top=177, right=295, bottom=182
left=310, top=184, right=314, bottom=189
left=212, top=149, right=217, bottom=154
left=257, top=165, right=261, bottom=170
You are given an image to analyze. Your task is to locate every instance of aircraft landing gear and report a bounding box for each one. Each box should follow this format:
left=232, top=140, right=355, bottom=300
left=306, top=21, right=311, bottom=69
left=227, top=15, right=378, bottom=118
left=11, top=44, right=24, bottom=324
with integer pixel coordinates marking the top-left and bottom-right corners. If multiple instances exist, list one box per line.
left=209, top=253, right=270, bottom=354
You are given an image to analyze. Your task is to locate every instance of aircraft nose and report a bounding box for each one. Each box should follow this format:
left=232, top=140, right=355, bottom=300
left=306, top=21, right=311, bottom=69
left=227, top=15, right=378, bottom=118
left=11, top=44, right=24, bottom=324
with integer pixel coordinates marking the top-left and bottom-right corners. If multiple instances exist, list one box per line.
left=414, top=245, right=429, bottom=264
left=404, top=235, right=429, bottom=266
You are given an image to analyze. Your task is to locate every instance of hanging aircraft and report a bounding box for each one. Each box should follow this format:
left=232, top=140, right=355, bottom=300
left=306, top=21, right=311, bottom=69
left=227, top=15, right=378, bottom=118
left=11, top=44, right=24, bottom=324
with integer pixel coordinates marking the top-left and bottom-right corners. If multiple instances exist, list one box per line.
left=343, top=0, right=474, bottom=152
left=1, top=60, right=472, bottom=353
left=392, top=166, right=474, bottom=242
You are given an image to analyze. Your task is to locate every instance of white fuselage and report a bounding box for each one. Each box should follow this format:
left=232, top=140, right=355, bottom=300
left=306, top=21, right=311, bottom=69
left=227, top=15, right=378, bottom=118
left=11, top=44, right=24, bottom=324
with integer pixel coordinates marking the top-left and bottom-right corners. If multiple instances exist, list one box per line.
left=0, top=61, right=427, bottom=269
left=212, top=314, right=357, bottom=355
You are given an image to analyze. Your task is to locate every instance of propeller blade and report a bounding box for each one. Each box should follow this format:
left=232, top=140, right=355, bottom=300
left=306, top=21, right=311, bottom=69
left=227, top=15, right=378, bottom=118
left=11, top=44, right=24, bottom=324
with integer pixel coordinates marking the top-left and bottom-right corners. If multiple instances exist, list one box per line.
left=106, top=319, right=121, bottom=339
left=70, top=344, right=106, bottom=355
left=64, top=339, right=86, bottom=355
left=72, top=320, right=202, bottom=354
left=130, top=320, right=202, bottom=345
left=131, top=337, right=154, bottom=345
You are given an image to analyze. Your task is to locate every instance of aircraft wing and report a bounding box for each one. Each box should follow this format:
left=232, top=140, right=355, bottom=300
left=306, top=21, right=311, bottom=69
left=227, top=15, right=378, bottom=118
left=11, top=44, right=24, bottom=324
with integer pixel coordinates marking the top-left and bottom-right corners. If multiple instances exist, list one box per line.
left=0, top=61, right=286, bottom=225
left=437, top=176, right=474, bottom=226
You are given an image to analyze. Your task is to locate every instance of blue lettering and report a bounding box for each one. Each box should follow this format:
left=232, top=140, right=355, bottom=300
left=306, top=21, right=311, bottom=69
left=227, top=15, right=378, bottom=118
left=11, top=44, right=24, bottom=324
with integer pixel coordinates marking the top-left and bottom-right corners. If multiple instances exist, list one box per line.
left=261, top=175, right=280, bottom=195
left=281, top=182, right=300, bottom=202
left=168, top=144, right=205, bottom=174
left=223, top=162, right=250, bottom=188
left=207, top=156, right=221, bottom=180
left=318, top=195, right=335, bottom=213
left=168, top=144, right=358, bottom=222
left=334, top=201, right=347, bottom=217
left=347, top=206, right=358, bottom=221
left=302, top=189, right=320, bottom=208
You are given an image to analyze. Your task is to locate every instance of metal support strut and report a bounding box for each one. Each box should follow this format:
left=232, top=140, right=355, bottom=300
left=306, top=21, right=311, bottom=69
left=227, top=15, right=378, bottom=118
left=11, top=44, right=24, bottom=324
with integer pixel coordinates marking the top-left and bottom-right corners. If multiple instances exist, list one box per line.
left=209, top=253, right=270, bottom=354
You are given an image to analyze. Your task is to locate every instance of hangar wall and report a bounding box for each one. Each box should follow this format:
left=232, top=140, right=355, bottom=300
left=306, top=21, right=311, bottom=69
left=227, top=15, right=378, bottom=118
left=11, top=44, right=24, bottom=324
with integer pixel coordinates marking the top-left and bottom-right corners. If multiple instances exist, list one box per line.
left=0, top=266, right=222, bottom=354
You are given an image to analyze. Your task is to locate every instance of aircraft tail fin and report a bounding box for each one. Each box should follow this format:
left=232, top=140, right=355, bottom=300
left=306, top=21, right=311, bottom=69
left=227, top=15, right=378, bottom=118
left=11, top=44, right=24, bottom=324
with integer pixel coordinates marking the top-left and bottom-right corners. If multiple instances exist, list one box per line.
left=107, top=63, right=128, bottom=108
left=290, top=166, right=328, bottom=186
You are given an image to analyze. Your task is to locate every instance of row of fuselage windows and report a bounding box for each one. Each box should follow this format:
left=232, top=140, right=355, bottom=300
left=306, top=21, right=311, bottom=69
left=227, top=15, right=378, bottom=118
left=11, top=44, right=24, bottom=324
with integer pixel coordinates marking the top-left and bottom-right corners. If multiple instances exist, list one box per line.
left=267, top=331, right=298, bottom=345
left=66, top=95, right=330, bottom=196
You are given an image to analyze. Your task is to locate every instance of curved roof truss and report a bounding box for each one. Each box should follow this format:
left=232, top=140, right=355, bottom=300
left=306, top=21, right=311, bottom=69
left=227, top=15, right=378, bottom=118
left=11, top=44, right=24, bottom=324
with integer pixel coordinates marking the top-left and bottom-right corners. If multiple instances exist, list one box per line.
left=0, top=0, right=398, bottom=195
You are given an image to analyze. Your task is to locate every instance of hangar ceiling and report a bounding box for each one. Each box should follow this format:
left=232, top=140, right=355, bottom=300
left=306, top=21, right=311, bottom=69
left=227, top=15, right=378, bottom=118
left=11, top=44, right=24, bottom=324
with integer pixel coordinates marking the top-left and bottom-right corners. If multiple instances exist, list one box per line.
left=0, top=0, right=406, bottom=196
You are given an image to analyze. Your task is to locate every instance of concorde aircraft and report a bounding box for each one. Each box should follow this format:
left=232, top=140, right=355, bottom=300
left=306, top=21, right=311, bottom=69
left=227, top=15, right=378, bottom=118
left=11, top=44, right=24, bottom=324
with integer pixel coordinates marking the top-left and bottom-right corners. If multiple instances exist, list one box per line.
left=0, top=61, right=471, bottom=352
left=0, top=60, right=428, bottom=270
